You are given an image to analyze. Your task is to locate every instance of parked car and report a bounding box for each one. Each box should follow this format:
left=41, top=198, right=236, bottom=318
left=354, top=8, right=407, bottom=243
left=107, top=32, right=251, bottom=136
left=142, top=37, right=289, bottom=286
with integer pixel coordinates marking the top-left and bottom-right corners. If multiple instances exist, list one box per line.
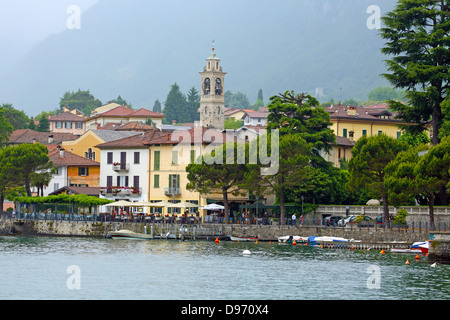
left=376, top=215, right=394, bottom=225
left=324, top=216, right=344, bottom=226
left=338, top=215, right=357, bottom=227
left=350, top=215, right=375, bottom=226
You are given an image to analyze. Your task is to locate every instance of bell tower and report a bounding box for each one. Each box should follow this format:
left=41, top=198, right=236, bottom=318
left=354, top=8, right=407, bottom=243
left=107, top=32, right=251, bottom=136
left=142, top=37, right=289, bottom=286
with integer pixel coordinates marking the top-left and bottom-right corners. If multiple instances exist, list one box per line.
left=199, top=42, right=226, bottom=130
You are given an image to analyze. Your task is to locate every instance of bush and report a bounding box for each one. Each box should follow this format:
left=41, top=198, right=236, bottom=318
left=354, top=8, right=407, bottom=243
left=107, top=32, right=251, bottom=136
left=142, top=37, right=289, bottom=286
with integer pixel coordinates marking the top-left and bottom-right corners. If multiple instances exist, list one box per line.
left=394, top=209, right=408, bottom=225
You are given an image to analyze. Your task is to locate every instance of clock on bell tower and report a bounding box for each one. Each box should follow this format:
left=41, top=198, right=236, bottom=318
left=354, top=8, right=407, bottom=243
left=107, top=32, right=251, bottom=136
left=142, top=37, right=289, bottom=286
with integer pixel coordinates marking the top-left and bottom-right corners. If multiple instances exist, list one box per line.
left=199, top=43, right=226, bottom=130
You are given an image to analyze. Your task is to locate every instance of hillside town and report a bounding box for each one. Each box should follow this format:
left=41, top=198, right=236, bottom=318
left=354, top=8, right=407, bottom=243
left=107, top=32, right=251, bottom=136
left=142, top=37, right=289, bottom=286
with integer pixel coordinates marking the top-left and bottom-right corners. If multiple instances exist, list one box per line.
left=2, top=46, right=439, bottom=226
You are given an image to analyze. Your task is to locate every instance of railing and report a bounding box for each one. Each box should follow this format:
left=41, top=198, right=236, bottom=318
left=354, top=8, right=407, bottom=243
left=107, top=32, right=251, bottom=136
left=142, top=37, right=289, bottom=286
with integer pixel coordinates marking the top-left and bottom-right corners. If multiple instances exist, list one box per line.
left=164, top=187, right=181, bottom=196
left=2, top=211, right=447, bottom=231
left=112, top=163, right=130, bottom=171
left=100, top=187, right=142, bottom=196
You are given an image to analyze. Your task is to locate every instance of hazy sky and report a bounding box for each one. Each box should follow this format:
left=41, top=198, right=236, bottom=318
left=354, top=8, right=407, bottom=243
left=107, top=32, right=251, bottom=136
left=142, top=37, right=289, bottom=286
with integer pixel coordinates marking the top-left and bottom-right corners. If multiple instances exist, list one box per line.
left=0, top=0, right=98, bottom=75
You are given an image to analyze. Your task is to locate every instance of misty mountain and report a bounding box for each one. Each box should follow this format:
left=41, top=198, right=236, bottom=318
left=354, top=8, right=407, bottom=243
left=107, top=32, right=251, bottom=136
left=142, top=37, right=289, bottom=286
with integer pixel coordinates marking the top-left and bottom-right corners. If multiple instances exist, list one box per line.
left=0, top=0, right=397, bottom=116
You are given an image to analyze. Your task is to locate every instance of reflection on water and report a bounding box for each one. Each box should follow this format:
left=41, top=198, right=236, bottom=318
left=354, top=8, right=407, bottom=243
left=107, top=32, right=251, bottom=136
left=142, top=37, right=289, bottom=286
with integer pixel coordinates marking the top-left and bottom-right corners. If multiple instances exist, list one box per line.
left=0, top=236, right=449, bottom=300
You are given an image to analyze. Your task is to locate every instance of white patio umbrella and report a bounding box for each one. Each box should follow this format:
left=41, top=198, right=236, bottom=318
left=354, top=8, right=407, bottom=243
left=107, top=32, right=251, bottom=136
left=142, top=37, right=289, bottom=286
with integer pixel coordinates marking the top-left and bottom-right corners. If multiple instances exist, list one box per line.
left=105, top=200, right=133, bottom=207
left=200, top=203, right=224, bottom=210
left=168, top=201, right=199, bottom=215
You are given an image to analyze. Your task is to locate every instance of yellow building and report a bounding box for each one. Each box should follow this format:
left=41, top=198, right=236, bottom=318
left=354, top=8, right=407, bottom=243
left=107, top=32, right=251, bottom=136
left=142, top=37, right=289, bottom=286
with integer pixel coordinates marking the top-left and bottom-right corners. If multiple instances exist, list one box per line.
left=326, top=104, right=407, bottom=141
left=323, top=104, right=414, bottom=167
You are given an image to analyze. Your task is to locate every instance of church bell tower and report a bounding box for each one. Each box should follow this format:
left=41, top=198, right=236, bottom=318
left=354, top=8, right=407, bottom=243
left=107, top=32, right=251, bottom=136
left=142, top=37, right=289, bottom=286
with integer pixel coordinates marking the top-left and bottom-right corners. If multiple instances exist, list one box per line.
left=199, top=43, right=226, bottom=130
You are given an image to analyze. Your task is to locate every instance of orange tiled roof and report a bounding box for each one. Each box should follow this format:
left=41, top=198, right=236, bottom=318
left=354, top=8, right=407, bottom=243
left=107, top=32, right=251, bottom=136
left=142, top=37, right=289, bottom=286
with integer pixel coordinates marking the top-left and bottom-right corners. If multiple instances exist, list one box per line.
left=49, top=147, right=99, bottom=166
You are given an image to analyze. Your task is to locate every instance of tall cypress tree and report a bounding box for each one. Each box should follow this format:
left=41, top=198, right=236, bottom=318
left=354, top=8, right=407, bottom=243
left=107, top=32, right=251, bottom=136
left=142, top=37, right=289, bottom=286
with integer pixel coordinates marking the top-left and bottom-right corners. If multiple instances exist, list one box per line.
left=186, top=87, right=200, bottom=122
left=163, top=83, right=188, bottom=124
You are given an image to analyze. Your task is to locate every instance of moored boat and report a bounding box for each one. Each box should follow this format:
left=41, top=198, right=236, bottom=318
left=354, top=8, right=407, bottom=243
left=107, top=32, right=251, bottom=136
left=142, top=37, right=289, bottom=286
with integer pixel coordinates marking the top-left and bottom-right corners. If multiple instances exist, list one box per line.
left=110, top=229, right=154, bottom=240
left=418, top=241, right=430, bottom=254
left=278, top=235, right=308, bottom=244
left=307, top=236, right=357, bottom=246
left=230, top=236, right=259, bottom=242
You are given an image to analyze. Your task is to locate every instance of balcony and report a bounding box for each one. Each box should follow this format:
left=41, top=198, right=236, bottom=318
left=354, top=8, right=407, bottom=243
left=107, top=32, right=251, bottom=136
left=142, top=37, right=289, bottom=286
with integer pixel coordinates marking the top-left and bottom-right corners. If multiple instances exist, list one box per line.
left=164, top=187, right=181, bottom=196
left=100, top=186, right=142, bottom=197
left=112, top=162, right=130, bottom=172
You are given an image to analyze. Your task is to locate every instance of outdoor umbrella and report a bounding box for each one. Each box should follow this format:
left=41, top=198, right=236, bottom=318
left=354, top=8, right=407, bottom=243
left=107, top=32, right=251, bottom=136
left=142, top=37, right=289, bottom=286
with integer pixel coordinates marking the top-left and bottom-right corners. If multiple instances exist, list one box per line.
left=168, top=201, right=199, bottom=215
left=105, top=200, right=133, bottom=207
left=199, top=203, right=224, bottom=210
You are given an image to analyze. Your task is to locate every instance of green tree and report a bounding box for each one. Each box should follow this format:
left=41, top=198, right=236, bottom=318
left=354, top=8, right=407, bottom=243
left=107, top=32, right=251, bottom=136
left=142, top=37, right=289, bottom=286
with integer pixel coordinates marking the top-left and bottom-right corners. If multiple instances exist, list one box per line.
left=186, top=86, right=200, bottom=122
left=380, top=0, right=450, bottom=145
left=224, top=118, right=244, bottom=129
left=257, top=89, right=264, bottom=103
left=225, top=91, right=251, bottom=109
left=266, top=91, right=335, bottom=164
left=108, top=95, right=132, bottom=108
left=0, top=103, right=33, bottom=130
left=348, top=134, right=408, bottom=225
left=163, top=83, right=188, bottom=124
left=35, top=112, right=51, bottom=132
left=152, top=99, right=162, bottom=113
left=414, top=136, right=450, bottom=228
left=367, top=86, right=405, bottom=102
left=2, top=143, right=53, bottom=196
left=0, top=109, right=13, bottom=148
left=186, top=142, right=248, bottom=223
left=60, top=90, right=102, bottom=115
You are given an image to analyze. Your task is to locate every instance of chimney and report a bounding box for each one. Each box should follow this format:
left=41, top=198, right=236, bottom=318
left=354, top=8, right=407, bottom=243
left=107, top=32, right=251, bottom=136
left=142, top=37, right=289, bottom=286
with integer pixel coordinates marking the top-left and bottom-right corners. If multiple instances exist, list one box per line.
left=48, top=135, right=54, bottom=143
left=347, top=106, right=357, bottom=116
left=59, top=147, right=65, bottom=158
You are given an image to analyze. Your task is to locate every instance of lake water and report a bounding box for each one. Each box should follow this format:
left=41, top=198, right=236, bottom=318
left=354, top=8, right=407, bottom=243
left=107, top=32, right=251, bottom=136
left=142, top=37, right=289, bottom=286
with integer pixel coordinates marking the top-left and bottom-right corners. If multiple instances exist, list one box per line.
left=1, top=236, right=449, bottom=301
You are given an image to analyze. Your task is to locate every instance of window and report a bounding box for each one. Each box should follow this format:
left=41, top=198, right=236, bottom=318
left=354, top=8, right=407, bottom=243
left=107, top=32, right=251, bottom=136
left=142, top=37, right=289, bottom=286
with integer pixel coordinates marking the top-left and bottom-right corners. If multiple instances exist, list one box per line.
left=55, top=122, right=63, bottom=129
left=134, top=152, right=140, bottom=164
left=154, top=151, right=160, bottom=171
left=75, top=122, right=83, bottom=129
left=65, top=122, right=72, bottom=129
left=343, top=129, right=347, bottom=138
left=190, top=150, right=196, bottom=164
left=53, top=183, right=59, bottom=191
left=85, top=148, right=95, bottom=160
left=78, top=167, right=89, bottom=176
left=133, top=176, right=140, bottom=191
left=107, top=176, right=113, bottom=189
left=107, top=152, right=113, bottom=164
left=117, top=176, right=129, bottom=187
left=169, top=174, right=180, bottom=188
left=362, top=129, right=367, bottom=136
left=55, top=167, right=61, bottom=175
left=154, top=174, right=160, bottom=188
left=378, top=130, right=383, bottom=136
left=171, top=150, right=178, bottom=165
left=397, top=131, right=402, bottom=139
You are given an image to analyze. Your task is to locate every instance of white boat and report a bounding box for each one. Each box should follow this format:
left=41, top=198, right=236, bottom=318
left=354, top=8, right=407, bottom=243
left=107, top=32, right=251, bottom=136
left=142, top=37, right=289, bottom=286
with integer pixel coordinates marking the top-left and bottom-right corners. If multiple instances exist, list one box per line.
left=278, top=235, right=308, bottom=244
left=231, top=236, right=259, bottom=242
left=308, top=236, right=356, bottom=246
left=110, top=229, right=154, bottom=240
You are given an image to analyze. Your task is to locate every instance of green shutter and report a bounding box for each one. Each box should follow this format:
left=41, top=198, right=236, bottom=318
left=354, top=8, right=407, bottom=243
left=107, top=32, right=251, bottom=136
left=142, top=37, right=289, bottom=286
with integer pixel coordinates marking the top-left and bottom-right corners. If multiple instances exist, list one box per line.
left=154, top=151, right=160, bottom=171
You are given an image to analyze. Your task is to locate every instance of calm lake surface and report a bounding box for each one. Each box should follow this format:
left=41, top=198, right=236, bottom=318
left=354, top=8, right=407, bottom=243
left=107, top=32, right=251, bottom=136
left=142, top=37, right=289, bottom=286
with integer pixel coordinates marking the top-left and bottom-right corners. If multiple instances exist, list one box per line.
left=0, top=236, right=449, bottom=300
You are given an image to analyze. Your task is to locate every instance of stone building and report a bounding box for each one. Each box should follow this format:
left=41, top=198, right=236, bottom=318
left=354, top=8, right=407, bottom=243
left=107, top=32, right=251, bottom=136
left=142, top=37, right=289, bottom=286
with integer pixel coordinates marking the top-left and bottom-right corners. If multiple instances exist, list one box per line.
left=199, top=45, right=226, bottom=130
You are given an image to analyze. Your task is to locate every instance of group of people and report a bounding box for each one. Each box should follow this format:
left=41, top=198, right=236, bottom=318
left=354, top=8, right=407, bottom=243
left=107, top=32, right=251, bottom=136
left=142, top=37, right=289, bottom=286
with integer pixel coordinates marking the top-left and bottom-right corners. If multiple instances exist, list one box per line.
left=291, top=213, right=304, bottom=226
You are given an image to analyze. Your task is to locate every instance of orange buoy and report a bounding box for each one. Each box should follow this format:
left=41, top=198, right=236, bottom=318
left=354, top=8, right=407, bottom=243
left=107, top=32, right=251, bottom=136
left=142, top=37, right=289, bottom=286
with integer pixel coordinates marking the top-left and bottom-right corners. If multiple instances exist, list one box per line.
left=292, top=240, right=297, bottom=245
left=415, top=254, right=420, bottom=260
left=255, top=240, right=258, bottom=244
left=215, top=238, right=219, bottom=244
left=351, top=246, right=355, bottom=250
left=380, top=250, right=385, bottom=255
left=405, top=259, right=410, bottom=265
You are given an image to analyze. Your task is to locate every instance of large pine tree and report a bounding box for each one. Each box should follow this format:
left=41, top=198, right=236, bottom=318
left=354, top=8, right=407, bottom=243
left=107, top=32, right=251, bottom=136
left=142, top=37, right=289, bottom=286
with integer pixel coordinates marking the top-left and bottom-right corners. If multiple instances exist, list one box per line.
left=380, top=0, right=450, bottom=145
left=163, top=83, right=188, bottom=124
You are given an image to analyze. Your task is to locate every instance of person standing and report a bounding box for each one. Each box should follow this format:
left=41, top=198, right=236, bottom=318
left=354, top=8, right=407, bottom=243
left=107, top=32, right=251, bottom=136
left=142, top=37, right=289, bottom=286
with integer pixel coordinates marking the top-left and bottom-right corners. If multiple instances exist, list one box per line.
left=292, top=213, right=297, bottom=226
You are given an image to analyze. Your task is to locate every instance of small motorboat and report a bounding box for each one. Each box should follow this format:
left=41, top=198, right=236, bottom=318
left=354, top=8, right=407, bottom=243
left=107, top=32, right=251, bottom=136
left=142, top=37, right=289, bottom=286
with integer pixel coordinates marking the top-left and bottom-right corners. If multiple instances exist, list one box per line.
left=230, top=236, right=259, bottom=242
left=110, top=229, right=154, bottom=240
left=418, top=241, right=430, bottom=254
left=307, top=236, right=356, bottom=246
left=278, top=235, right=308, bottom=244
